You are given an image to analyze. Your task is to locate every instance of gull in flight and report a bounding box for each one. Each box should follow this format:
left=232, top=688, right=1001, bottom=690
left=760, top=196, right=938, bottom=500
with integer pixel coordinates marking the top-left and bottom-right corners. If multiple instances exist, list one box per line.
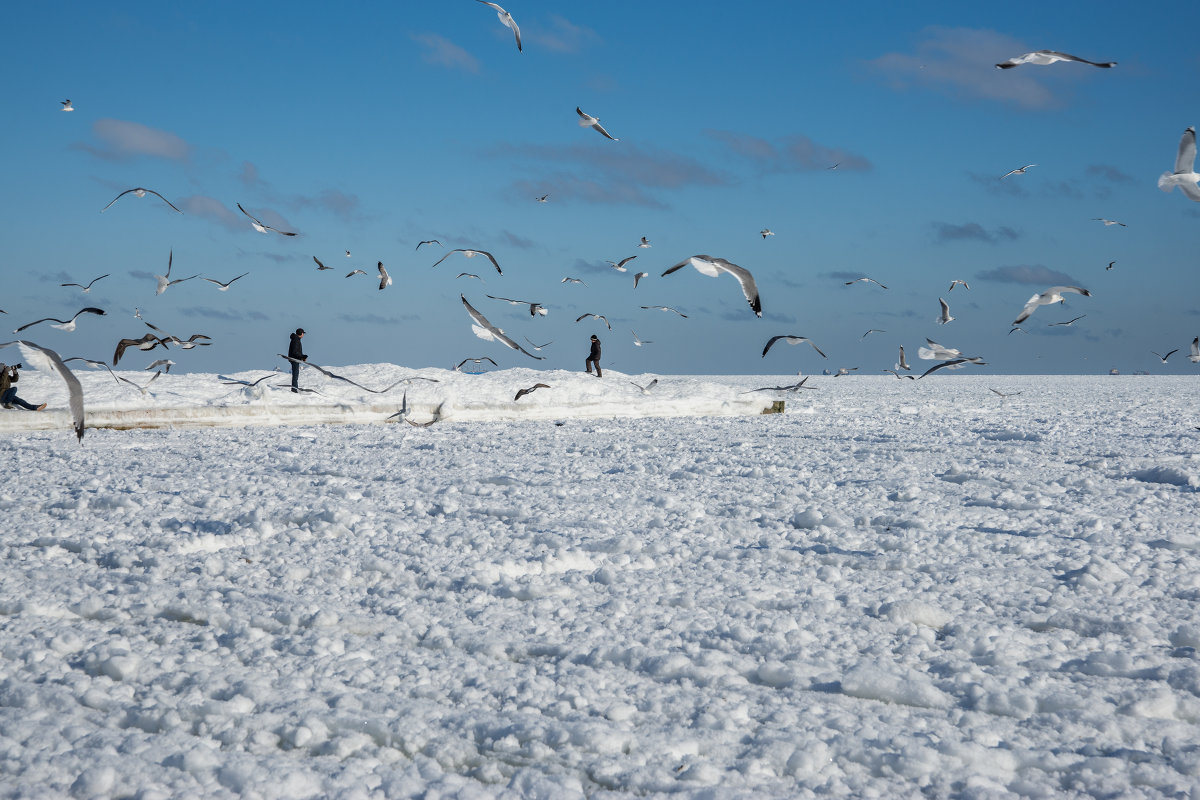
left=416, top=240, right=441, bottom=250
left=1000, top=164, right=1037, bottom=179
left=1107, top=261, right=1116, bottom=271
left=166, top=334, right=211, bottom=350
left=219, top=372, right=276, bottom=387
left=561, top=277, right=588, bottom=287
left=761, top=335, right=827, bottom=359
left=760, top=229, right=775, bottom=238
left=457, top=272, right=482, bottom=281
left=995, top=51, right=1116, bottom=69
left=15, top=307, right=105, bottom=333
left=1013, top=286, right=1091, bottom=324
left=487, top=294, right=547, bottom=316
left=237, top=203, right=298, bottom=236
left=345, top=251, right=351, bottom=258
left=948, top=279, right=970, bottom=291
left=377, top=262, right=392, bottom=290
left=314, top=256, right=334, bottom=270
left=0, top=340, right=85, bottom=441
left=938, top=297, right=954, bottom=325
left=638, top=237, right=651, bottom=248
left=536, top=194, right=549, bottom=203
left=1190, top=337, right=1200, bottom=364
left=155, top=249, right=198, bottom=296
left=576, top=107, right=618, bottom=141
left=279, top=354, right=420, bottom=393
left=113, top=333, right=170, bottom=365
left=884, top=369, right=915, bottom=380
left=631, top=330, right=652, bottom=347
left=145, top=359, right=175, bottom=373
left=896, top=345, right=911, bottom=371
left=860, top=329, right=886, bottom=340
left=456, top=357, right=498, bottom=371
left=1093, top=217, right=1126, bottom=227
left=630, top=378, right=658, bottom=394
left=62, top=357, right=120, bottom=384
left=1158, top=126, right=1200, bottom=202
left=662, top=255, right=762, bottom=317
left=575, top=313, right=611, bottom=329
left=834, top=367, right=859, bottom=377
left=514, top=384, right=550, bottom=401
left=431, top=248, right=502, bottom=275
left=640, top=305, right=687, bottom=318
left=742, top=377, right=815, bottom=393
left=1152, top=348, right=1179, bottom=364
left=523, top=337, right=553, bottom=351
left=202, top=272, right=249, bottom=291
left=61, top=274, right=109, bottom=293
left=919, top=357, right=986, bottom=378
left=346, top=269, right=367, bottom=277
left=919, top=339, right=961, bottom=360
left=990, top=388, right=1022, bottom=399
left=61, top=99, right=74, bottom=111
left=845, top=277, right=888, bottom=289
left=633, top=271, right=649, bottom=288
left=607, top=256, right=637, bottom=272
left=1048, top=314, right=1087, bottom=327
left=117, top=370, right=162, bottom=396
left=461, top=295, right=544, bottom=359
left=476, top=0, right=521, bottom=52
left=102, top=187, right=182, bottom=214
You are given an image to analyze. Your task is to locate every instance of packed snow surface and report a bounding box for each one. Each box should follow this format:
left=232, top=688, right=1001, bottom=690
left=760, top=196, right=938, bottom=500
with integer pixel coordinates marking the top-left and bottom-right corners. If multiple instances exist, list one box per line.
left=1, top=366, right=1199, bottom=798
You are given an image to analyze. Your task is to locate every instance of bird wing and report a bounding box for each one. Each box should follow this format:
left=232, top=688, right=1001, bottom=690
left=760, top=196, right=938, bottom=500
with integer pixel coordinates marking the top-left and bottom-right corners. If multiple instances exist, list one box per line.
left=1012, top=293, right=1045, bottom=325
left=236, top=202, right=262, bottom=225
left=460, top=295, right=543, bottom=359
left=710, top=257, right=762, bottom=317
left=1175, top=127, right=1197, bottom=174
left=144, top=189, right=182, bottom=213
left=100, top=189, right=136, bottom=212
left=1, top=340, right=84, bottom=441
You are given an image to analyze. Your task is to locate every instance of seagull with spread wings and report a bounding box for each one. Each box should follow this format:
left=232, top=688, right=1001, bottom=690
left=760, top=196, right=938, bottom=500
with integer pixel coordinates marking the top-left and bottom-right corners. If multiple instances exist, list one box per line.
left=1152, top=348, right=1180, bottom=364
left=633, top=272, right=649, bottom=288
left=1159, top=126, right=1200, bottom=202
left=995, top=50, right=1115, bottom=69
left=155, top=249, right=198, bottom=296
left=661, top=255, right=762, bottom=317
left=476, top=0, right=521, bottom=52
left=640, top=305, right=687, bottom=318
left=938, top=297, right=955, bottom=325
left=576, top=107, right=619, bottom=141
left=461, top=295, right=544, bottom=359
left=948, top=279, right=970, bottom=291
left=514, top=384, right=550, bottom=401
left=102, top=187, right=182, bottom=214
left=607, top=256, right=637, bottom=272
left=314, top=256, right=333, bottom=271
left=416, top=240, right=441, bottom=250
left=761, top=335, right=827, bottom=359
left=575, top=313, right=611, bottom=329
left=1000, top=164, right=1037, bottom=179
left=0, top=340, right=85, bottom=441
left=919, top=357, right=986, bottom=378
left=237, top=203, right=298, bottom=236
left=1013, top=286, right=1091, bottom=324
left=431, top=248, right=503, bottom=275
left=845, top=277, right=888, bottom=289
left=113, top=333, right=170, bottom=365
left=377, top=262, right=392, bottom=290
left=14, top=307, right=105, bottom=333
left=487, top=295, right=547, bottom=316
left=561, top=277, right=588, bottom=287
left=456, top=357, right=498, bottom=371
left=61, top=274, right=109, bottom=293
left=202, top=273, right=249, bottom=291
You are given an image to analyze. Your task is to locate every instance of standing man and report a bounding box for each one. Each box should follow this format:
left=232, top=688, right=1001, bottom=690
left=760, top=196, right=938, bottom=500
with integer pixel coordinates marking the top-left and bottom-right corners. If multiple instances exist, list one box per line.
left=585, top=334, right=602, bottom=378
left=288, top=328, right=306, bottom=392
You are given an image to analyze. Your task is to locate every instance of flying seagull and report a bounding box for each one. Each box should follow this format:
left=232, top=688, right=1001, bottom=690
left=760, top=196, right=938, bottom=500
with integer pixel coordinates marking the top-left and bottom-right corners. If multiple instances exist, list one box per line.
left=918, top=339, right=961, bottom=360
left=633, top=272, right=649, bottom=288
left=416, top=240, right=441, bottom=250
left=1158, top=126, right=1200, bottom=202
left=202, top=273, right=249, bottom=291
left=113, top=334, right=170, bottom=365
left=995, top=51, right=1115, bottom=69
left=461, top=295, right=544, bottom=359
left=145, top=359, right=175, bottom=373
left=1106, top=261, right=1116, bottom=271
left=0, top=340, right=84, bottom=441
left=278, top=354, right=417, bottom=393
left=760, top=229, right=775, bottom=238
left=1013, top=286, right=1091, bottom=324
left=523, top=337, right=552, bottom=351
left=896, top=345, right=911, bottom=371
left=61, top=274, right=110, bottom=293
left=456, top=273, right=482, bottom=281
left=990, top=388, right=1022, bottom=398
left=1000, top=164, right=1037, bottom=179
left=431, top=248, right=503, bottom=275
left=14, top=307, right=105, bottom=333
left=385, top=390, right=410, bottom=423
left=314, top=256, right=333, bottom=270
left=487, top=294, right=547, bottom=316
left=834, top=367, right=859, bottom=377
left=536, top=194, right=549, bottom=203
left=607, top=256, right=637, bottom=272
left=948, top=279, right=970, bottom=291
left=631, top=330, right=652, bottom=347
left=575, top=313, right=611, bottom=329
left=345, top=251, right=351, bottom=258
left=638, top=237, right=651, bottom=248
left=860, top=329, right=886, bottom=340
left=919, top=357, right=986, bottom=378
left=661, top=255, right=762, bottom=317
left=742, top=377, right=815, bottom=393
left=346, top=269, right=367, bottom=277
left=761, top=335, right=827, bottom=359
left=117, top=370, right=161, bottom=396
left=101, top=187, right=182, bottom=214
left=219, top=373, right=276, bottom=387
left=1152, top=349, right=1179, bottom=364
left=630, top=378, right=658, bottom=394
left=561, top=277, right=588, bottom=287
left=61, top=99, right=74, bottom=112
left=237, top=203, right=298, bottom=236
left=456, top=356, right=498, bottom=371
left=514, top=383, right=550, bottom=401
left=1093, top=217, right=1126, bottom=227
left=884, top=369, right=915, bottom=380
left=1190, top=337, right=1200, bottom=364
left=377, top=262, right=392, bottom=290
left=62, top=357, right=120, bottom=384
left=938, top=297, right=954, bottom=325
left=640, top=305, right=687, bottom=318
left=476, top=0, right=521, bottom=52
left=1048, top=314, right=1087, bottom=327
left=155, top=249, right=198, bottom=296
left=845, top=277, right=888, bottom=289
left=576, top=107, right=618, bottom=141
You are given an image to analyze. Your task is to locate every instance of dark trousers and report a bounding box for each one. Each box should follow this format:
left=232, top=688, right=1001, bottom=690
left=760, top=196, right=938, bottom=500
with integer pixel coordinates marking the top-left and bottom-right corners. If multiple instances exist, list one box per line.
left=291, top=362, right=301, bottom=391
left=585, top=358, right=601, bottom=377
left=1, top=387, right=37, bottom=410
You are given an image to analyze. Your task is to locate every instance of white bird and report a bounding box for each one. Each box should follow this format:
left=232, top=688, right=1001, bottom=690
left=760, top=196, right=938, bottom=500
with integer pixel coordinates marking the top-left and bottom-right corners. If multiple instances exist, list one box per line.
left=346, top=269, right=367, bottom=278
left=630, top=378, right=658, bottom=394
left=561, top=277, right=588, bottom=286
left=661, top=255, right=762, bottom=317
left=219, top=373, right=275, bottom=387
left=456, top=357, right=498, bottom=371
left=278, top=354, right=420, bottom=393
left=61, top=99, right=74, bottom=111
left=631, top=330, right=652, bottom=347
left=523, top=337, right=553, bottom=351
left=885, top=369, right=915, bottom=380
left=377, top=261, right=392, bottom=290
left=145, top=359, right=175, bottom=373
left=61, top=274, right=109, bottom=293
left=102, top=187, right=182, bottom=214
left=0, top=340, right=85, bottom=441
left=860, top=329, right=886, bottom=340
left=514, top=384, right=550, bottom=401
left=607, top=256, right=637, bottom=272
left=118, top=370, right=162, bottom=396
left=457, top=272, right=482, bottom=281
left=633, top=272, right=649, bottom=288
left=237, top=203, right=298, bottom=236
left=1093, top=217, right=1126, bottom=227
left=638, top=237, right=651, bottom=248
left=1013, top=286, right=1091, bottom=324
left=536, top=194, right=549, bottom=203
left=918, top=339, right=961, bottom=360
left=1000, top=164, right=1037, bottom=179
left=202, top=272, right=249, bottom=291
left=14, top=307, right=105, bottom=333
left=155, top=250, right=198, bottom=296
left=314, top=256, right=334, bottom=270
left=576, top=107, right=618, bottom=141
left=431, top=248, right=503, bottom=275
left=476, top=0, right=521, bottom=52
left=416, top=240, right=441, bottom=250
left=345, top=250, right=352, bottom=258
left=743, top=377, right=815, bottom=393
left=761, top=335, right=827, bottom=359
left=640, top=305, right=687, bottom=318
left=938, top=297, right=954, bottom=325
left=1048, top=314, right=1087, bottom=327
left=1190, top=337, right=1200, bottom=364
left=896, top=345, right=911, bottom=371
left=1158, top=127, right=1200, bottom=202
left=575, top=313, right=611, bottom=329
left=461, top=295, right=544, bottom=360
left=487, top=294, right=546, bottom=316
left=62, top=356, right=120, bottom=384
left=1152, top=349, right=1179, bottom=364
left=990, top=388, right=1022, bottom=399
left=760, top=229, right=775, bottom=238
left=845, top=277, right=888, bottom=289
left=835, top=367, right=859, bottom=377
left=948, top=279, right=970, bottom=291
left=919, top=357, right=986, bottom=378
left=995, top=51, right=1116, bottom=69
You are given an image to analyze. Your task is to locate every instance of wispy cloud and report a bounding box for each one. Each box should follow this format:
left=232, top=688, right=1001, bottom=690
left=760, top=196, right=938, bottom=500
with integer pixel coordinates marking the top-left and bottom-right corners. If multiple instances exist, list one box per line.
left=290, top=188, right=361, bottom=221
left=868, top=27, right=1067, bottom=109
left=933, top=221, right=1019, bottom=243
left=500, top=142, right=731, bottom=208
left=968, top=171, right=1029, bottom=197
left=180, top=306, right=254, bottom=322
left=499, top=230, right=537, bottom=250
left=978, top=264, right=1079, bottom=285
left=1087, top=164, right=1135, bottom=184
left=526, top=14, right=599, bottom=54
left=180, top=195, right=245, bottom=232
left=707, top=130, right=870, bottom=172
left=239, top=161, right=264, bottom=189
left=77, top=118, right=191, bottom=161
left=338, top=313, right=419, bottom=325
left=412, top=32, right=480, bottom=74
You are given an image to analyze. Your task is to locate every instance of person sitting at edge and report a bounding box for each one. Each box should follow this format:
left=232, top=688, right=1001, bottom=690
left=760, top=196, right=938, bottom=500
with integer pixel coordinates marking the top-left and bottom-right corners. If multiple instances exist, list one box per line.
left=0, top=363, right=46, bottom=411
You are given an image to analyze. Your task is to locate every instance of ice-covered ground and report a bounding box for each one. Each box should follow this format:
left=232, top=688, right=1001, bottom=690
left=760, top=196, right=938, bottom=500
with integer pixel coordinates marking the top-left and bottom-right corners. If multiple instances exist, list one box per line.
left=2, top=366, right=1200, bottom=798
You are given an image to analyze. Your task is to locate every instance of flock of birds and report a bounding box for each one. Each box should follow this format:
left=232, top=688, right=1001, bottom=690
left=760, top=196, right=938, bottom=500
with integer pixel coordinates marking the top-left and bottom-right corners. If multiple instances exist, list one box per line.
left=5, top=21, right=1200, bottom=443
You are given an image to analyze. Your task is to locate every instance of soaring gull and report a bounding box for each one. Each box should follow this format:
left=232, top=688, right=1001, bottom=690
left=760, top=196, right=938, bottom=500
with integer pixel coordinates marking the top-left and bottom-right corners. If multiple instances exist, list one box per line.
left=456, top=356, right=498, bottom=371
left=61, top=274, right=109, bottom=293
left=476, top=0, right=521, bottom=52
left=346, top=269, right=367, bottom=277
left=607, top=256, right=637, bottom=272
left=761, top=335, right=827, bottom=359
left=640, top=305, right=687, bottom=318
left=487, top=295, right=547, bottom=316
left=457, top=273, right=482, bottom=281
left=102, top=187, right=182, bottom=214
left=631, top=330, right=652, bottom=347
left=638, top=237, right=651, bottom=248
left=155, top=249, right=198, bottom=296
left=1093, top=217, right=1126, bottom=227
left=202, top=272, right=249, bottom=291
left=117, top=370, right=161, bottom=396
left=145, top=359, right=175, bottom=373
left=1152, top=348, right=1179, bottom=364
left=919, top=357, right=986, bottom=378
left=1013, top=286, right=1091, bottom=324
left=937, top=297, right=954, bottom=325
left=314, top=256, right=333, bottom=270
left=416, top=240, right=441, bottom=250
left=576, top=107, right=618, bottom=141
left=15, top=307, right=105, bottom=333
left=995, top=51, right=1116, bottom=69
left=918, top=339, right=961, bottom=360
left=431, top=248, right=503, bottom=275
left=845, top=277, right=888, bottom=289
left=1048, top=314, right=1087, bottom=327
left=760, top=229, right=775, bottom=238
left=948, top=279, right=970, bottom=291
left=575, top=313, right=611, bottom=329
left=377, top=262, right=392, bottom=290
left=561, top=277, right=588, bottom=287
left=61, top=99, right=74, bottom=111
left=461, top=295, right=544, bottom=359
left=237, top=203, right=298, bottom=236
left=742, top=377, right=815, bottom=393
left=1190, top=337, right=1200, bottom=364
left=661, top=255, right=762, bottom=317
left=0, top=340, right=85, bottom=441
left=631, top=378, right=658, bottom=394
left=113, top=333, right=170, bottom=365
left=861, top=329, right=886, bottom=340
left=278, top=354, right=419, bottom=393
left=1000, top=164, right=1037, bottom=179
left=523, top=337, right=553, bottom=351
left=633, top=272, right=649, bottom=288
left=514, top=384, right=550, bottom=401
left=896, top=345, right=911, bottom=371
left=1158, top=126, right=1200, bottom=202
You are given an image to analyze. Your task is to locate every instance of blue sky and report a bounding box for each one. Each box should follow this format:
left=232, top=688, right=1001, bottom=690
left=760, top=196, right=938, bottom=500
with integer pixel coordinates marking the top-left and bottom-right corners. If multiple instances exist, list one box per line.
left=3, top=1, right=1199, bottom=376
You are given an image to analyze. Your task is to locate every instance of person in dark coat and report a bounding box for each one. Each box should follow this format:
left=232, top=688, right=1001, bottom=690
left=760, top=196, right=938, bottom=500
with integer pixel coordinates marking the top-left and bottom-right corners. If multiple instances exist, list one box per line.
left=0, top=363, right=46, bottom=411
left=585, top=334, right=602, bottom=378
left=288, top=328, right=306, bottom=392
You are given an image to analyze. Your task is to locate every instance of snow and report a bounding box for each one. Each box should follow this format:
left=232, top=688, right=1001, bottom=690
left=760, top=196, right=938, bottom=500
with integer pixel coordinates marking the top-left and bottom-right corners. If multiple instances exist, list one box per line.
left=1, top=365, right=1199, bottom=797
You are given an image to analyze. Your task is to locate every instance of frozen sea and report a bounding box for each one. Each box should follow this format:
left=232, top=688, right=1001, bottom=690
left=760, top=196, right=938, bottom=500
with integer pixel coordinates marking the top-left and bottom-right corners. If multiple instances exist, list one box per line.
left=2, top=363, right=1199, bottom=798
